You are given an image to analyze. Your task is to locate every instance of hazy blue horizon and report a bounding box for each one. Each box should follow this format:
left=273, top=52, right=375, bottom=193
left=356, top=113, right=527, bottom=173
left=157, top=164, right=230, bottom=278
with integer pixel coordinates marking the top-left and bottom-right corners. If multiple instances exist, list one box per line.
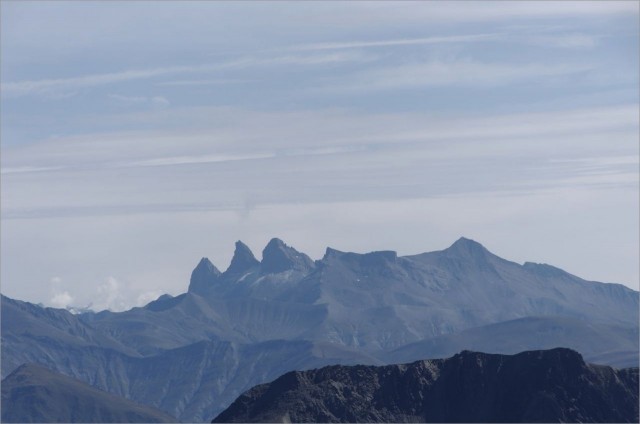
left=1, top=1, right=638, bottom=311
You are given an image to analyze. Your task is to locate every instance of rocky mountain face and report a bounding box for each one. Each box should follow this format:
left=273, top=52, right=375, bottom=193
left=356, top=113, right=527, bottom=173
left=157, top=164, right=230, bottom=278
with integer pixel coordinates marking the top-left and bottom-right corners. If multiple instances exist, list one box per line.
left=2, top=237, right=638, bottom=421
left=213, top=348, right=640, bottom=423
left=1, top=363, right=177, bottom=423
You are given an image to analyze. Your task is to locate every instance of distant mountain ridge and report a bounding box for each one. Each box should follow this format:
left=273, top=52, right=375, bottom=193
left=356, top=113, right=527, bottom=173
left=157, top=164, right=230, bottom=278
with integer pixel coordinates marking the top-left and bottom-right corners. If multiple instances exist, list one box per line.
left=213, top=348, right=639, bottom=423
left=390, top=315, right=640, bottom=368
left=1, top=363, right=176, bottom=423
left=2, top=237, right=638, bottom=421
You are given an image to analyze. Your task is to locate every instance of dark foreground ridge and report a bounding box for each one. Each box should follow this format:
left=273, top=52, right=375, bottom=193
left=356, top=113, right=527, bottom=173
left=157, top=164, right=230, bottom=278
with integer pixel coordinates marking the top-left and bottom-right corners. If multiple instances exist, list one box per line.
left=213, top=348, right=639, bottom=423
left=1, top=363, right=177, bottom=423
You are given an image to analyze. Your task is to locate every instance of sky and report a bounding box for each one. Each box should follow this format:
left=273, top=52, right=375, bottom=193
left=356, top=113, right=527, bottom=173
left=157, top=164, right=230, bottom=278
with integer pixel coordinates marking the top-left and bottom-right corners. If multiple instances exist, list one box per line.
left=1, top=1, right=638, bottom=311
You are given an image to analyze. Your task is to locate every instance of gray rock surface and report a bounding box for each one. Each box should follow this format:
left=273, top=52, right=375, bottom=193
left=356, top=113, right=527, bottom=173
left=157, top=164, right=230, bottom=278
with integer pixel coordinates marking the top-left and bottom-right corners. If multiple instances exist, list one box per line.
left=188, top=258, right=221, bottom=296
left=261, top=238, right=315, bottom=274
left=224, top=240, right=260, bottom=276
left=213, top=348, right=639, bottom=423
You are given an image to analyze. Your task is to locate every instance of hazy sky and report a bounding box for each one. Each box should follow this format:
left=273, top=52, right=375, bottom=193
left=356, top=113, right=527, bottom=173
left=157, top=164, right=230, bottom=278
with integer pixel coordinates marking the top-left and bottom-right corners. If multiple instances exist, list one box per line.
left=1, top=1, right=638, bottom=311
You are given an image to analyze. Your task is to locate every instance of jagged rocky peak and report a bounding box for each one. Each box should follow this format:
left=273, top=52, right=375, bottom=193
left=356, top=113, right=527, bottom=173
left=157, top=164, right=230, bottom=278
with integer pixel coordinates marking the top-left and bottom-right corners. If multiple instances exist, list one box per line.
left=225, top=241, right=260, bottom=275
left=261, top=238, right=315, bottom=274
left=194, top=257, right=220, bottom=276
left=322, top=247, right=344, bottom=260
left=188, top=257, right=221, bottom=294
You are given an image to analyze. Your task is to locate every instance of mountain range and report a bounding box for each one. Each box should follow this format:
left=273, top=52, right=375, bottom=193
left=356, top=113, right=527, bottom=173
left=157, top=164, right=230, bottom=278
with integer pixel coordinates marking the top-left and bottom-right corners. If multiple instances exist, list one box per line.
left=2, top=237, right=638, bottom=421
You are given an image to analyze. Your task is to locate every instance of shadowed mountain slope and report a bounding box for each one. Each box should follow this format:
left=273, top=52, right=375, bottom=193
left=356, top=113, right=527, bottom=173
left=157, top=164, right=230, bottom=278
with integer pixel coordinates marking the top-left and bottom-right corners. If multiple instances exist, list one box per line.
left=1, top=363, right=177, bottom=423
left=213, top=348, right=639, bottom=423
left=0, top=295, right=141, bottom=377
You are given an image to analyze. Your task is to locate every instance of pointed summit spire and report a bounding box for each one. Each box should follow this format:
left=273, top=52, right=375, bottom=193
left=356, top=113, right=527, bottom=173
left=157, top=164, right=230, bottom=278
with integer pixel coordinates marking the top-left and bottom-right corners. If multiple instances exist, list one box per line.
left=322, top=247, right=344, bottom=261
left=188, top=257, right=221, bottom=295
left=450, top=237, right=485, bottom=249
left=195, top=257, right=220, bottom=274
left=261, top=238, right=315, bottom=274
left=225, top=241, right=260, bottom=275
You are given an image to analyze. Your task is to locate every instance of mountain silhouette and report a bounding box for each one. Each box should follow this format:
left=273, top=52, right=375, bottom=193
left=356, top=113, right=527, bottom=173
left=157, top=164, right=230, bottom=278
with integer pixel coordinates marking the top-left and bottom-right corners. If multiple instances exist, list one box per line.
left=2, top=237, right=637, bottom=421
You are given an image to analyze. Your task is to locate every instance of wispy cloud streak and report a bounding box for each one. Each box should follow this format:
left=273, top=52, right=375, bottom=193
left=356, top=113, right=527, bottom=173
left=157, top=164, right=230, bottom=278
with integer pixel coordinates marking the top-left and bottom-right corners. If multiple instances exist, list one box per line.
left=1, top=52, right=370, bottom=97
left=321, top=59, right=594, bottom=91
left=156, top=79, right=250, bottom=86
left=290, top=33, right=503, bottom=51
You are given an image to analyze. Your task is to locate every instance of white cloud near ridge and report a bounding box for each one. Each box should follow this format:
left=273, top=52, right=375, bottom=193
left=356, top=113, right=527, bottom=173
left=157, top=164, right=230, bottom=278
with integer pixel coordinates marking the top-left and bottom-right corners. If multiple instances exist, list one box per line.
left=48, top=275, right=163, bottom=312
left=50, top=291, right=74, bottom=308
left=94, top=277, right=127, bottom=312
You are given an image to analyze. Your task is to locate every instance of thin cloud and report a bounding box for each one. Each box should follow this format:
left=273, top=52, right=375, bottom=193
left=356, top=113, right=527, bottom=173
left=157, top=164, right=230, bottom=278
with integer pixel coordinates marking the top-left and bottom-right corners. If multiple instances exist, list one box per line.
left=156, top=79, right=251, bottom=86
left=3, top=65, right=195, bottom=97
left=119, top=145, right=365, bottom=169
left=150, top=96, right=170, bottom=109
left=2, top=104, right=636, bottom=175
left=287, top=30, right=602, bottom=55
left=526, top=33, right=602, bottom=49
left=2, top=106, right=635, bottom=226
left=549, top=156, right=640, bottom=167
left=353, top=2, right=639, bottom=25
left=107, top=94, right=170, bottom=110
left=123, top=152, right=275, bottom=168
left=108, top=94, right=149, bottom=104
left=332, top=59, right=593, bottom=91
left=290, top=33, right=503, bottom=51
left=1, top=166, right=65, bottom=175
left=1, top=52, right=370, bottom=97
